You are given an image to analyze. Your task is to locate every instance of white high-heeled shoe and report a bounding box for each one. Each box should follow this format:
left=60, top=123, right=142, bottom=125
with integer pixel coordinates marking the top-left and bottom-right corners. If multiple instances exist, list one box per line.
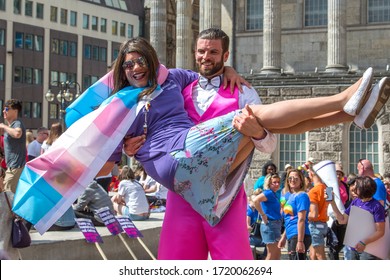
left=354, top=77, right=390, bottom=129
left=343, top=67, right=373, bottom=116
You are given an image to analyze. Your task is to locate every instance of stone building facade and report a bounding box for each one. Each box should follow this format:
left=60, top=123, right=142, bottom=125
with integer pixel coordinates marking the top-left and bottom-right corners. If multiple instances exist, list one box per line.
left=144, top=0, right=390, bottom=177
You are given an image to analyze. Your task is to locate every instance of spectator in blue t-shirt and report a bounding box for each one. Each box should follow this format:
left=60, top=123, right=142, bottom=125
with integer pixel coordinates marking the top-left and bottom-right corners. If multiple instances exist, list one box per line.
left=357, top=159, right=387, bottom=207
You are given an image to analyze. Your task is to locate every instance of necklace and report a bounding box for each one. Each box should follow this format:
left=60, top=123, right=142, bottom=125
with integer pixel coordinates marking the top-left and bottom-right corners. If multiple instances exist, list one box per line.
left=143, top=100, right=151, bottom=135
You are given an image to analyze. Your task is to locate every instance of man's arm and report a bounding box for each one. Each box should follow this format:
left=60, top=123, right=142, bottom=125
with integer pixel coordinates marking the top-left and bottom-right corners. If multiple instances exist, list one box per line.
left=0, top=123, right=22, bottom=139
left=234, top=87, right=277, bottom=154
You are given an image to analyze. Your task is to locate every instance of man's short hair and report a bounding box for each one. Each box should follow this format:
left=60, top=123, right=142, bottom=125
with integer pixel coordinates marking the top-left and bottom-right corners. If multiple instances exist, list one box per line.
left=37, top=127, right=48, bottom=133
left=5, top=99, right=22, bottom=112
left=197, top=28, right=230, bottom=53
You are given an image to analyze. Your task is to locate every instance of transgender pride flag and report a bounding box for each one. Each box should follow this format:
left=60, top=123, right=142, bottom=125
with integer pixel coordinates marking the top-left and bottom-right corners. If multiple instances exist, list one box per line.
left=12, top=79, right=143, bottom=234
left=12, top=65, right=167, bottom=234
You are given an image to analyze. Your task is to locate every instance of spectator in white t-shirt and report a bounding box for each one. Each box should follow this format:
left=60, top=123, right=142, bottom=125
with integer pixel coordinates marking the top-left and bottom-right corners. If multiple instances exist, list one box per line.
left=111, top=166, right=150, bottom=221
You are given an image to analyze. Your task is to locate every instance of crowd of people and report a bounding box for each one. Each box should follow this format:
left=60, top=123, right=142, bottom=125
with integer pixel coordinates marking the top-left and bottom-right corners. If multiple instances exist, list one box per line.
left=247, top=159, right=389, bottom=260
left=1, top=27, right=390, bottom=261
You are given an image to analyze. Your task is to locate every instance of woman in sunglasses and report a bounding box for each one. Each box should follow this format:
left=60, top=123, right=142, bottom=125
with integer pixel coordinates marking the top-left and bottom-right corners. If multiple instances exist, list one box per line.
left=278, top=169, right=311, bottom=260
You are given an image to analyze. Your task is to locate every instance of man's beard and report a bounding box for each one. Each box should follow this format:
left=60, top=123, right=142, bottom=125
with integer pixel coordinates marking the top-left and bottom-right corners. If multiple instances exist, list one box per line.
left=197, top=60, right=224, bottom=78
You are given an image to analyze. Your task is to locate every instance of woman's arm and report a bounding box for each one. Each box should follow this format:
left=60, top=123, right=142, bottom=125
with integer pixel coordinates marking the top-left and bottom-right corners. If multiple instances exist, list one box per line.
left=246, top=216, right=253, bottom=232
left=308, top=202, right=319, bottom=221
left=96, top=161, right=115, bottom=177
left=330, top=200, right=349, bottom=224
left=170, top=67, right=250, bottom=93
left=223, top=66, right=251, bottom=93
left=296, top=210, right=306, bottom=253
left=253, top=193, right=268, bottom=223
left=355, top=222, right=385, bottom=253
left=278, top=231, right=287, bottom=249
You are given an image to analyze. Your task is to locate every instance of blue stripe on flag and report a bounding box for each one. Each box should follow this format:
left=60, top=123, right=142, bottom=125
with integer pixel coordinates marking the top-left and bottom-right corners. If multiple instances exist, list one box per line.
left=13, top=167, right=63, bottom=225
left=65, top=77, right=113, bottom=127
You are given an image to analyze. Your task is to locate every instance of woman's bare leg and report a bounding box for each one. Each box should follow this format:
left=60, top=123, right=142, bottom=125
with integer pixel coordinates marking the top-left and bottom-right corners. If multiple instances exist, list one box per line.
left=229, top=136, right=254, bottom=174
left=266, top=243, right=281, bottom=260
left=269, top=111, right=353, bottom=134
left=248, top=76, right=364, bottom=130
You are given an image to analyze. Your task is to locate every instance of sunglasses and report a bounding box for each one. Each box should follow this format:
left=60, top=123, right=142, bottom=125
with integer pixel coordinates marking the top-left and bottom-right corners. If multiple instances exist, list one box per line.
left=288, top=177, right=300, bottom=182
left=122, top=56, right=147, bottom=70
left=3, top=107, right=9, bottom=112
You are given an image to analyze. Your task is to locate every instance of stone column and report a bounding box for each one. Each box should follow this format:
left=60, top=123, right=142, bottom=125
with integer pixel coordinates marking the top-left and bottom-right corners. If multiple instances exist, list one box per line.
left=221, top=0, right=234, bottom=66
left=176, top=0, right=193, bottom=69
left=261, top=0, right=281, bottom=74
left=325, top=0, right=348, bottom=73
left=149, top=0, right=167, bottom=65
left=199, top=0, right=221, bottom=30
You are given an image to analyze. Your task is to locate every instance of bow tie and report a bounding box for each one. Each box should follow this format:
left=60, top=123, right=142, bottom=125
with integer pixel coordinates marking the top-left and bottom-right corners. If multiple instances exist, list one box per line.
left=198, top=75, right=222, bottom=90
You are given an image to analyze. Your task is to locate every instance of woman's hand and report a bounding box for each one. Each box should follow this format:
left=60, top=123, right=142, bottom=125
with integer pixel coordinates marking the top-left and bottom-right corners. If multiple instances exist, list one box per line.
left=233, top=105, right=266, bottom=139
left=123, top=135, right=146, bottom=156
left=355, top=241, right=366, bottom=253
left=296, top=240, right=305, bottom=253
left=223, top=66, right=251, bottom=93
left=278, top=237, right=286, bottom=249
left=261, top=214, right=268, bottom=225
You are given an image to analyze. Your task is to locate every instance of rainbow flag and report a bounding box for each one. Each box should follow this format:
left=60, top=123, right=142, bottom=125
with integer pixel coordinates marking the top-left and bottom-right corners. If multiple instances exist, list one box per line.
left=12, top=83, right=149, bottom=234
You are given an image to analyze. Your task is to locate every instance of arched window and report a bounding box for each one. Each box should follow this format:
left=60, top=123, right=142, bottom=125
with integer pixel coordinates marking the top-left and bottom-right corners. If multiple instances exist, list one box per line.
left=349, top=123, right=380, bottom=173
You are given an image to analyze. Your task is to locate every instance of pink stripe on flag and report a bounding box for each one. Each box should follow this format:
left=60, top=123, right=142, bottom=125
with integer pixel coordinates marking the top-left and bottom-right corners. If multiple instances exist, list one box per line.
left=99, top=71, right=114, bottom=89
left=93, top=97, right=132, bottom=137
left=26, top=147, right=87, bottom=196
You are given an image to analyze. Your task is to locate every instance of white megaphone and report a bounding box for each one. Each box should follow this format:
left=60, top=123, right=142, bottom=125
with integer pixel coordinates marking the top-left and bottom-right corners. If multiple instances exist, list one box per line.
left=312, top=160, right=345, bottom=224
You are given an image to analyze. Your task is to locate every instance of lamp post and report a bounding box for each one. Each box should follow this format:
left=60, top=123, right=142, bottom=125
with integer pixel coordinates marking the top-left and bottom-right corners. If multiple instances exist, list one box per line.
left=45, top=81, right=81, bottom=128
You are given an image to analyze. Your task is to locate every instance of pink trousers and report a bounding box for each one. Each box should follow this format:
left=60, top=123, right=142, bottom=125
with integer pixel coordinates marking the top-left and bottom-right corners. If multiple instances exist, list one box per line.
left=158, top=187, right=253, bottom=260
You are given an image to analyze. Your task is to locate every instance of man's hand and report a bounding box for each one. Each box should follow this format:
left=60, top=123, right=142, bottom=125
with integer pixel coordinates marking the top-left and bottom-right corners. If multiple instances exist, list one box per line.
left=223, top=66, right=251, bottom=93
left=123, top=135, right=146, bottom=156
left=233, top=105, right=266, bottom=140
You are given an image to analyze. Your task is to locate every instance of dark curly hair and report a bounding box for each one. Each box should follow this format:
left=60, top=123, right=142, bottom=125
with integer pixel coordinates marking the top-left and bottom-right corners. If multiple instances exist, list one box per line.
left=5, top=99, right=22, bottom=112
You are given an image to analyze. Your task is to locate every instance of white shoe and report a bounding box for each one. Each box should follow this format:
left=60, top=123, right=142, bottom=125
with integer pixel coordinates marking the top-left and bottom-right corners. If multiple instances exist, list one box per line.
left=354, top=77, right=390, bottom=129
left=343, top=67, right=373, bottom=116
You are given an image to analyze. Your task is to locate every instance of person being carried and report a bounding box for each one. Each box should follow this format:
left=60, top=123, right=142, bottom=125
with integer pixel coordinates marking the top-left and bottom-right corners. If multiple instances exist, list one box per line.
left=13, top=34, right=390, bottom=236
